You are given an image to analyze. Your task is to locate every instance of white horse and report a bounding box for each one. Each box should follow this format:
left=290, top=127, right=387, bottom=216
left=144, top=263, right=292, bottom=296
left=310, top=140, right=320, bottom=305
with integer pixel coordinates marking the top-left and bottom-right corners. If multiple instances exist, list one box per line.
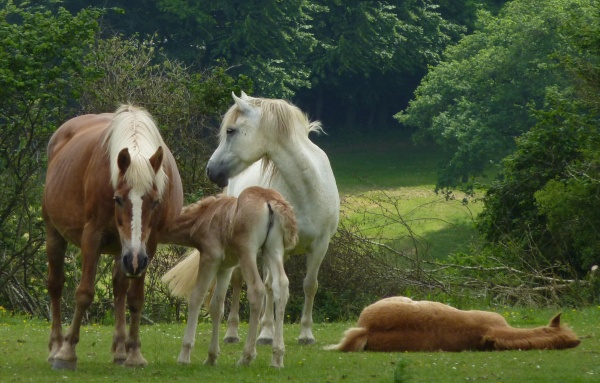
left=206, top=92, right=340, bottom=345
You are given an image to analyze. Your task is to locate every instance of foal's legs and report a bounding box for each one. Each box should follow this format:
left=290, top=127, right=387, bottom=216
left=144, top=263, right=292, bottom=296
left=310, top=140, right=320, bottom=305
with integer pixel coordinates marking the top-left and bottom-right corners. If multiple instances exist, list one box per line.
left=257, top=265, right=275, bottom=345
left=46, top=224, right=68, bottom=363
left=52, top=227, right=102, bottom=370
left=205, top=267, right=234, bottom=365
left=178, top=252, right=218, bottom=364
left=223, top=267, right=243, bottom=343
left=299, top=237, right=330, bottom=345
left=237, top=249, right=266, bottom=366
left=263, top=239, right=289, bottom=368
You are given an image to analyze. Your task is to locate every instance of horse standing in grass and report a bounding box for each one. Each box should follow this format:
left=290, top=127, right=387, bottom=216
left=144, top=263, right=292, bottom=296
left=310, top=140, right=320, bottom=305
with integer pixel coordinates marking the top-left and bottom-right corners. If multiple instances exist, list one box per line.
left=42, top=105, right=183, bottom=370
left=161, top=186, right=298, bottom=367
left=327, top=297, right=581, bottom=352
left=205, top=92, right=340, bottom=345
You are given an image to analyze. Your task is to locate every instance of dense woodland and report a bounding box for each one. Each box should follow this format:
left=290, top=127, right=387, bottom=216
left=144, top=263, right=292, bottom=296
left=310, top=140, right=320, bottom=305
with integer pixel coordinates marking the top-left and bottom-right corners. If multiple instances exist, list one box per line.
left=1, top=0, right=599, bottom=320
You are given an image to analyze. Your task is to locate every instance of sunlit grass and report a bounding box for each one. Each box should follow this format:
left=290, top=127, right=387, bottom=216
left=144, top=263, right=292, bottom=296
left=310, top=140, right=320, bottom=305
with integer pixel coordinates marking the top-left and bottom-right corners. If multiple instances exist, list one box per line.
left=1, top=307, right=598, bottom=382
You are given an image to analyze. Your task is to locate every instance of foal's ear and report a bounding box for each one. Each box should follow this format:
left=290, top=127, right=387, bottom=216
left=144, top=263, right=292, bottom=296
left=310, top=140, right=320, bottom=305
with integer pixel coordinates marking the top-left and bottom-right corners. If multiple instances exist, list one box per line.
left=232, top=91, right=253, bottom=115
left=149, top=146, right=164, bottom=174
left=549, top=313, right=562, bottom=328
left=117, top=148, right=131, bottom=174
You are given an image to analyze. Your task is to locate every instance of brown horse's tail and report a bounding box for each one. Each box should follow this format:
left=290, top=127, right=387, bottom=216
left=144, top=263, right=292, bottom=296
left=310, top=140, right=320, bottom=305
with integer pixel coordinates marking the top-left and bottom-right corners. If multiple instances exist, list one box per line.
left=324, top=327, right=369, bottom=352
left=161, top=250, right=202, bottom=300
left=268, top=197, right=298, bottom=250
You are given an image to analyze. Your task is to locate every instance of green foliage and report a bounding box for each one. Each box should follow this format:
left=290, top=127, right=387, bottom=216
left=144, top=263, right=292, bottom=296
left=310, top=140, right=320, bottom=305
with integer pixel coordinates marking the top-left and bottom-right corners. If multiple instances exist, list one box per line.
left=396, top=0, right=595, bottom=188
left=0, top=1, right=101, bottom=314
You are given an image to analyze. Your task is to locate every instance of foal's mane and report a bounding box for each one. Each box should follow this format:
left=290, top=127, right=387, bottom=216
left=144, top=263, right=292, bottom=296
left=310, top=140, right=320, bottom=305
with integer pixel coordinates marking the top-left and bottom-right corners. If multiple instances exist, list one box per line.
left=104, top=104, right=168, bottom=196
left=220, top=97, right=324, bottom=183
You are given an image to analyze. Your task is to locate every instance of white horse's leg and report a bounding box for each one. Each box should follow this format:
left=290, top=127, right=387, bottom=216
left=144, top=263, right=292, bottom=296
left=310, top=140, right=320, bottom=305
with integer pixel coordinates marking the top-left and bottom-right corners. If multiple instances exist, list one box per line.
left=236, top=253, right=265, bottom=366
left=264, top=243, right=288, bottom=368
left=224, top=267, right=243, bottom=343
left=257, top=266, right=275, bottom=345
left=205, top=267, right=233, bottom=366
left=177, top=261, right=217, bottom=365
left=299, top=237, right=330, bottom=344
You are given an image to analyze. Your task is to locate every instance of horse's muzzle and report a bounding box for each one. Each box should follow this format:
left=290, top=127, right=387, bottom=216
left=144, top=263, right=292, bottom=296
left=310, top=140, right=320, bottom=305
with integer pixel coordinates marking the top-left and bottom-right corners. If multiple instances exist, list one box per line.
left=206, top=163, right=229, bottom=188
left=122, top=251, right=148, bottom=277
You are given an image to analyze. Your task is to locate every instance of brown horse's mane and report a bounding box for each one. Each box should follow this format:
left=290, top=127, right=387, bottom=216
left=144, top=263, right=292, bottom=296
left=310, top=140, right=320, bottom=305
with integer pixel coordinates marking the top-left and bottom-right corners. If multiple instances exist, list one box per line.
left=104, top=104, right=168, bottom=196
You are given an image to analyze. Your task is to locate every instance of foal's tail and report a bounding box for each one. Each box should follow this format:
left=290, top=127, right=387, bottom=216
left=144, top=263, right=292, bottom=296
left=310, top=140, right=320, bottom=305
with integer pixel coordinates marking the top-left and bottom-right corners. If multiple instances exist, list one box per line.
left=161, top=250, right=201, bottom=299
left=268, top=197, right=298, bottom=250
left=324, top=327, right=369, bottom=352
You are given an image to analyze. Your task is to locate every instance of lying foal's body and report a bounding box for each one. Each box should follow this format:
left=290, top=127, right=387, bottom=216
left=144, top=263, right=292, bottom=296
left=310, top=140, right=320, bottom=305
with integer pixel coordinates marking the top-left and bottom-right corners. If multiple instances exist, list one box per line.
left=328, top=297, right=581, bottom=352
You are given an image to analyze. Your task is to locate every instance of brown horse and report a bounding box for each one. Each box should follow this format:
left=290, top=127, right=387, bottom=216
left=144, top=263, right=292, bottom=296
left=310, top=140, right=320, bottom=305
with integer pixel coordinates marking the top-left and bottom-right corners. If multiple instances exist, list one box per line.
left=327, top=297, right=581, bottom=352
left=160, top=186, right=298, bottom=367
left=42, top=105, right=183, bottom=370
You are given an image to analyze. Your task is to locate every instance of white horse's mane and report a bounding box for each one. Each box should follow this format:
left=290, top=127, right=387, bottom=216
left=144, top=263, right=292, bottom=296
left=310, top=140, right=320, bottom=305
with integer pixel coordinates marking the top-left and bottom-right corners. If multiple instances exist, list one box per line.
left=104, top=104, right=168, bottom=196
left=220, top=97, right=324, bottom=183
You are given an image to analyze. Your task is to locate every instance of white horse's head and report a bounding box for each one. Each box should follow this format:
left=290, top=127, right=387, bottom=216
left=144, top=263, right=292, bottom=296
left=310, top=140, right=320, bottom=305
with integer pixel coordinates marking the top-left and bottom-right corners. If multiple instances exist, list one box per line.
left=207, top=92, right=312, bottom=187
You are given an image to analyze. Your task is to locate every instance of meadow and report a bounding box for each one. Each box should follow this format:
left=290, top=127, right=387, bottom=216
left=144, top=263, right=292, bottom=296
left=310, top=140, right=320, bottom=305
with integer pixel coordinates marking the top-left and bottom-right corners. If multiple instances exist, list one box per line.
left=1, top=129, right=598, bottom=382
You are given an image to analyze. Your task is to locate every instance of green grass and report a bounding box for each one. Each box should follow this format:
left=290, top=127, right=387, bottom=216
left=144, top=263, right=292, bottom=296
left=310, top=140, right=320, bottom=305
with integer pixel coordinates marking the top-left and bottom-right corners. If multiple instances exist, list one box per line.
left=1, top=307, right=598, bottom=383
left=317, top=129, right=485, bottom=259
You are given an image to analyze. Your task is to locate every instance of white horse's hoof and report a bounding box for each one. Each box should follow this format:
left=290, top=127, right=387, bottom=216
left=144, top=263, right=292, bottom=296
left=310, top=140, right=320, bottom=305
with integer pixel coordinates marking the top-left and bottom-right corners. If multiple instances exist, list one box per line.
left=298, top=338, right=315, bottom=345
left=52, top=358, right=77, bottom=370
left=223, top=336, right=240, bottom=344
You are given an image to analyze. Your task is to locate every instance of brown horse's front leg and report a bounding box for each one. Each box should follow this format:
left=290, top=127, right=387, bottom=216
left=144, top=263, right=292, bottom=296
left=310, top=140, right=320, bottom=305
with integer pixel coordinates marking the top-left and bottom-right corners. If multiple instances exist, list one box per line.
left=124, top=274, right=148, bottom=367
left=112, top=258, right=129, bottom=364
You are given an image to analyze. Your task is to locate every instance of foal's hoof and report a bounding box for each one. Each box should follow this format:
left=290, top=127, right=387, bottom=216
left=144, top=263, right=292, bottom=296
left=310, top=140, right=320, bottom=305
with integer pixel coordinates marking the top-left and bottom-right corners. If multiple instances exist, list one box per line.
left=298, top=338, right=315, bottom=345
left=52, top=358, right=77, bottom=371
left=113, top=357, right=126, bottom=365
left=257, top=337, right=273, bottom=346
left=223, top=336, right=240, bottom=344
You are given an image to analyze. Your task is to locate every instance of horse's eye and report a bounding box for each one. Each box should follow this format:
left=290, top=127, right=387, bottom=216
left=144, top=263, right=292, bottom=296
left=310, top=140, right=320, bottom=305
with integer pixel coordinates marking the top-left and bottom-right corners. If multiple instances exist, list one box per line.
left=113, top=196, right=124, bottom=207
left=226, top=128, right=236, bottom=136
left=152, top=200, right=160, bottom=209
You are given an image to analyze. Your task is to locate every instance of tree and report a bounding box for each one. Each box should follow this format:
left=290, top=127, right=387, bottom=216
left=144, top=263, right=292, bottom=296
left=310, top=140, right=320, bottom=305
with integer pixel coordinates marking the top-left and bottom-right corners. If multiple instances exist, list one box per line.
left=0, top=2, right=101, bottom=314
left=396, top=0, right=594, bottom=189
left=476, top=1, right=600, bottom=275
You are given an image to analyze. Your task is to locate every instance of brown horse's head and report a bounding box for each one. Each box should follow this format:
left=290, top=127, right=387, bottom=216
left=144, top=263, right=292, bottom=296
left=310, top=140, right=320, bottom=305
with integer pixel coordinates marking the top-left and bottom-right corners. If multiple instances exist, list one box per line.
left=113, top=146, right=164, bottom=277
left=105, top=105, right=170, bottom=277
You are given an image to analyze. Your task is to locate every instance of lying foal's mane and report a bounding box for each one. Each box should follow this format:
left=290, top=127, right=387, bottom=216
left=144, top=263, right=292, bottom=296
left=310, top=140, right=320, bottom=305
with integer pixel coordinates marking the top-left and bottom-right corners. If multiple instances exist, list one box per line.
left=104, top=104, right=167, bottom=196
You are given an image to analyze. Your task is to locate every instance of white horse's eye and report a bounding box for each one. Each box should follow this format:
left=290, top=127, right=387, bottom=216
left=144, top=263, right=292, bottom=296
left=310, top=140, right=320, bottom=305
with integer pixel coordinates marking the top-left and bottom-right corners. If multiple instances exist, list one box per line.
left=226, top=128, right=236, bottom=136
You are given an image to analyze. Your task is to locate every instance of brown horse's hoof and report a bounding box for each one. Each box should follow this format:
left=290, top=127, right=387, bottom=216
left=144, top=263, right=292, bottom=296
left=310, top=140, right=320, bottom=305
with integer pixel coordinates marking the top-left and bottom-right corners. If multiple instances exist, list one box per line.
left=113, top=357, right=126, bottom=365
left=52, top=358, right=77, bottom=370
left=257, top=337, right=273, bottom=346
left=223, top=336, right=240, bottom=344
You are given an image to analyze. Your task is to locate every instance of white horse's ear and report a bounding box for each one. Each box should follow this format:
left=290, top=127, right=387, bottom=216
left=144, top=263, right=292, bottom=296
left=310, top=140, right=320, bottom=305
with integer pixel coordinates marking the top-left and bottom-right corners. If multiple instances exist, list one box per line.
left=232, top=92, right=253, bottom=115
left=240, top=91, right=250, bottom=100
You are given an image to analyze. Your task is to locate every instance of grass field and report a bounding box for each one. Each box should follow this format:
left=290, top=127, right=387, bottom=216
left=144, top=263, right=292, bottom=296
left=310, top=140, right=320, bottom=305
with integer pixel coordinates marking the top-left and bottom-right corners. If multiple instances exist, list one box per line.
left=1, top=306, right=598, bottom=383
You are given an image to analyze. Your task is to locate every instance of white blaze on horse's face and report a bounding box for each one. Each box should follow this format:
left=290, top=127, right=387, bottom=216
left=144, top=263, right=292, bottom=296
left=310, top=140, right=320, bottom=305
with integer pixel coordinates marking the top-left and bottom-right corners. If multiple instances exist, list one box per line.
left=206, top=94, right=265, bottom=187
left=113, top=148, right=163, bottom=277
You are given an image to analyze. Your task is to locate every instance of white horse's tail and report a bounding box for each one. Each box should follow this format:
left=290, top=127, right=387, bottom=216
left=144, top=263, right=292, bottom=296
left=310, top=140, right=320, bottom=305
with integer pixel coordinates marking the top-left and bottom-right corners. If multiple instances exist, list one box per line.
left=161, top=250, right=201, bottom=299
left=324, top=327, right=369, bottom=352
left=268, top=198, right=298, bottom=250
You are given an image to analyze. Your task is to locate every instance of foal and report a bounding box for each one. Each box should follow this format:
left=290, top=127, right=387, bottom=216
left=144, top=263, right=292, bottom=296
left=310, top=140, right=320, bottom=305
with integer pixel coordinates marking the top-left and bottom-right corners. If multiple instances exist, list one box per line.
left=327, top=297, right=581, bottom=352
left=160, top=186, right=298, bottom=367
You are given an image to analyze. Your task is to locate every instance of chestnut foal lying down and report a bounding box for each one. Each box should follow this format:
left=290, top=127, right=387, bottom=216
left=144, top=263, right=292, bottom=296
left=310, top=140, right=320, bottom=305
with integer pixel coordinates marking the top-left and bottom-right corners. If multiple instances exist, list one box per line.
left=327, top=297, right=580, bottom=352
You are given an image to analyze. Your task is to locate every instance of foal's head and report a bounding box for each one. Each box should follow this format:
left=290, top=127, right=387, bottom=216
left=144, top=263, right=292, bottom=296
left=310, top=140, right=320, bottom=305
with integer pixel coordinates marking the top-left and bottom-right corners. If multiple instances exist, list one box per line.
left=107, top=105, right=168, bottom=277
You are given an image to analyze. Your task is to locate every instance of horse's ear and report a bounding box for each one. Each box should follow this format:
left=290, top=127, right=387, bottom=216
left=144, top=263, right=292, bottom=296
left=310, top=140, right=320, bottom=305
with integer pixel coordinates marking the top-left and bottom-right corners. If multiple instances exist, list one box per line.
left=232, top=92, right=253, bottom=115
left=117, top=148, right=131, bottom=174
left=240, top=91, right=250, bottom=100
left=549, top=313, right=562, bottom=328
left=149, top=146, right=164, bottom=174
